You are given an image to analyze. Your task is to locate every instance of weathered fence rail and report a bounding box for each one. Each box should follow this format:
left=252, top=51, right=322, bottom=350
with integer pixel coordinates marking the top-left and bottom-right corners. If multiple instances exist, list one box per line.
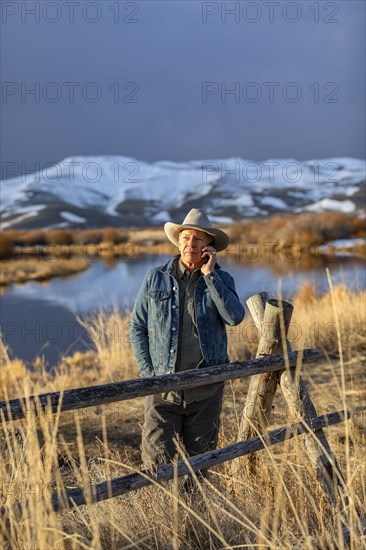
left=51, top=410, right=348, bottom=511
left=3, top=410, right=347, bottom=520
left=0, top=349, right=319, bottom=422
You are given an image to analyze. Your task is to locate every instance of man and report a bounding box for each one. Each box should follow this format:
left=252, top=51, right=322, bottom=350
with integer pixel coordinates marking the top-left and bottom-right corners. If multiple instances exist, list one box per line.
left=130, top=208, right=244, bottom=471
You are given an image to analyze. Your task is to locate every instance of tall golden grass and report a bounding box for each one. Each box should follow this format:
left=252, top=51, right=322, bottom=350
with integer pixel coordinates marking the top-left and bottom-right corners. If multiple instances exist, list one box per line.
left=0, top=284, right=365, bottom=549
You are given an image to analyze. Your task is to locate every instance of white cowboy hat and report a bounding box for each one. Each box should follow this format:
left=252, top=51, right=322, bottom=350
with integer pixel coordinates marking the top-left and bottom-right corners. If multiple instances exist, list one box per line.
left=164, top=209, right=230, bottom=252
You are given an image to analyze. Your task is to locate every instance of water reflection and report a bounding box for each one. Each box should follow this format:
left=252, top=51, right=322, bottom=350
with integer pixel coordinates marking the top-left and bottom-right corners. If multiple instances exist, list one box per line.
left=1, top=255, right=166, bottom=313
left=0, top=254, right=364, bottom=366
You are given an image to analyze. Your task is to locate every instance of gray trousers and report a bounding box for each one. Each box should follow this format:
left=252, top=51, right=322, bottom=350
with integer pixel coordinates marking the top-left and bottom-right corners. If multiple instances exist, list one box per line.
left=141, top=387, right=224, bottom=468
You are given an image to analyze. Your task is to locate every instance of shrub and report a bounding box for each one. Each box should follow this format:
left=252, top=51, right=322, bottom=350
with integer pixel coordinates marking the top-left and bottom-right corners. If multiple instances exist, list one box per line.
left=20, top=230, right=47, bottom=246
left=76, top=229, right=104, bottom=244
left=45, top=229, right=74, bottom=245
left=102, top=227, right=119, bottom=244
left=230, top=212, right=365, bottom=250
left=103, top=227, right=130, bottom=244
left=0, top=231, right=16, bottom=259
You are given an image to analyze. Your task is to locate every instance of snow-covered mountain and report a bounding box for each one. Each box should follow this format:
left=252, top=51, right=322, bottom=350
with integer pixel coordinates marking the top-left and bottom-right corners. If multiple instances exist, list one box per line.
left=1, top=156, right=365, bottom=230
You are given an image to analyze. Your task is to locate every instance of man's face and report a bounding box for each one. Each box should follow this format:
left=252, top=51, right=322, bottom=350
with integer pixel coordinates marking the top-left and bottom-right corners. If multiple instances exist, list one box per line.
left=178, top=229, right=212, bottom=266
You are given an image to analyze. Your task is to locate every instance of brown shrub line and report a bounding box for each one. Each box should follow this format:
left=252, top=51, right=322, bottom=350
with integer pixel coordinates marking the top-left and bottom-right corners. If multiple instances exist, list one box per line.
left=1, top=212, right=365, bottom=260
left=228, top=212, right=366, bottom=248
left=0, top=227, right=130, bottom=259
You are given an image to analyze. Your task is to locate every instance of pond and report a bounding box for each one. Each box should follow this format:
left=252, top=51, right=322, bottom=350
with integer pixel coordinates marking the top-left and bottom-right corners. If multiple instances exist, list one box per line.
left=0, top=254, right=364, bottom=367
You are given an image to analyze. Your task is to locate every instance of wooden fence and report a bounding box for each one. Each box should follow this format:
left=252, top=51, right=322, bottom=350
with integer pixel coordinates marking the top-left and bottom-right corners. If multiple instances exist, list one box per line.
left=50, top=410, right=347, bottom=512
left=0, top=293, right=357, bottom=538
left=0, top=349, right=319, bottom=423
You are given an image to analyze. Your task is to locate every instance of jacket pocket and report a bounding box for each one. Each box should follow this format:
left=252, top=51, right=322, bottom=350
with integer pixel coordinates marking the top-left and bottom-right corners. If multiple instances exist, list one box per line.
left=148, top=290, right=171, bottom=319
left=148, top=290, right=171, bottom=301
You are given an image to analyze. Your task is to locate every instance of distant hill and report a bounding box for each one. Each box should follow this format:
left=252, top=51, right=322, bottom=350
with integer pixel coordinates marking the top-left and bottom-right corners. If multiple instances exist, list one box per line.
left=1, top=156, right=365, bottom=230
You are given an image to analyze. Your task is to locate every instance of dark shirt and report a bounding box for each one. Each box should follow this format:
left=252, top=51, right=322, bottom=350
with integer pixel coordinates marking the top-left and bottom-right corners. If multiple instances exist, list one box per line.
left=162, top=257, right=224, bottom=405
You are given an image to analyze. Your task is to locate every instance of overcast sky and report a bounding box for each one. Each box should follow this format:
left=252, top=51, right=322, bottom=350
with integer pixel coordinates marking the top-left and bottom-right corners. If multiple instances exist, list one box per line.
left=1, top=0, right=365, bottom=178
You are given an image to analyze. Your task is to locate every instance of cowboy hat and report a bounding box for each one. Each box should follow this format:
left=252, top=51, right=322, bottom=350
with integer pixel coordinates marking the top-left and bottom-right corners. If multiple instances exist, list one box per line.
left=164, top=209, right=230, bottom=252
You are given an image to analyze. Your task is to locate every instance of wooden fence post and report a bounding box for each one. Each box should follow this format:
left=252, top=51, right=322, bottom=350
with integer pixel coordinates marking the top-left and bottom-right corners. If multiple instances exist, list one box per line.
left=231, top=294, right=293, bottom=479
left=232, top=292, right=347, bottom=509
left=279, top=368, right=346, bottom=507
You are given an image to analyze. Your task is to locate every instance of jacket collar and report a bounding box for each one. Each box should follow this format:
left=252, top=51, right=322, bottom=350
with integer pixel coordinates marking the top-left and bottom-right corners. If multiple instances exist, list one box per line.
left=159, top=254, right=221, bottom=275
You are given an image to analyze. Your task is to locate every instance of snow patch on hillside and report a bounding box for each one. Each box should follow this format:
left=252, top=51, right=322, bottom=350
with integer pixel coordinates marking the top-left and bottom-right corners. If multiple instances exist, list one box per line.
left=1, top=155, right=365, bottom=228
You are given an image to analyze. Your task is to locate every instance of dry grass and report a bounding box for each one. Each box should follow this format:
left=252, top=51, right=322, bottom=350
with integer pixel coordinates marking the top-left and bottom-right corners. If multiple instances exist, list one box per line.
left=1, top=284, right=365, bottom=549
left=0, top=257, right=90, bottom=286
left=291, top=283, right=366, bottom=358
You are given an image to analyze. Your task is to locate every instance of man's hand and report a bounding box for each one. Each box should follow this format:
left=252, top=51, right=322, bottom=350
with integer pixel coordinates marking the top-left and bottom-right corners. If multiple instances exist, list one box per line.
left=200, top=246, right=217, bottom=276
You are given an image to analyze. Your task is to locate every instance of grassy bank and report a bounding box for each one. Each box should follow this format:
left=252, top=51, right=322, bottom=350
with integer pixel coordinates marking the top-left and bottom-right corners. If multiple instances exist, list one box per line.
left=1, top=284, right=365, bottom=548
left=0, top=257, right=90, bottom=286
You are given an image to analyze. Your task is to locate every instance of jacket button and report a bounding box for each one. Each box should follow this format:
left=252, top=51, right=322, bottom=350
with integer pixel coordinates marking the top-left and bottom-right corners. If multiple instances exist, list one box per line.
left=172, top=327, right=176, bottom=331
left=172, top=305, right=176, bottom=309
left=210, top=276, right=215, bottom=281
left=170, top=349, right=174, bottom=353
left=173, top=287, right=177, bottom=291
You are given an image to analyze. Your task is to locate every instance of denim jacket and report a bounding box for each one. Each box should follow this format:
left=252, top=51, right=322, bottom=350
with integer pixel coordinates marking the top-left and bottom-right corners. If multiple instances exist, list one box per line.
left=129, top=255, right=245, bottom=378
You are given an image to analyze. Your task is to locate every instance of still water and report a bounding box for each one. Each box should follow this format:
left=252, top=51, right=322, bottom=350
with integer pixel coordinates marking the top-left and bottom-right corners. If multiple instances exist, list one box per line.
left=0, top=254, right=364, bottom=367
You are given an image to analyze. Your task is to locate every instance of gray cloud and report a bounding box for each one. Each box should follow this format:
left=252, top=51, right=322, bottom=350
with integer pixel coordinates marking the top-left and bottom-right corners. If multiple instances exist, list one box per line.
left=1, top=0, right=364, bottom=178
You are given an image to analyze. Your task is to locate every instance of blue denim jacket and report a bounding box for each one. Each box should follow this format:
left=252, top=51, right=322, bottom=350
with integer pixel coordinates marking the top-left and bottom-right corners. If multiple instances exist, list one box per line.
left=129, top=255, right=245, bottom=378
